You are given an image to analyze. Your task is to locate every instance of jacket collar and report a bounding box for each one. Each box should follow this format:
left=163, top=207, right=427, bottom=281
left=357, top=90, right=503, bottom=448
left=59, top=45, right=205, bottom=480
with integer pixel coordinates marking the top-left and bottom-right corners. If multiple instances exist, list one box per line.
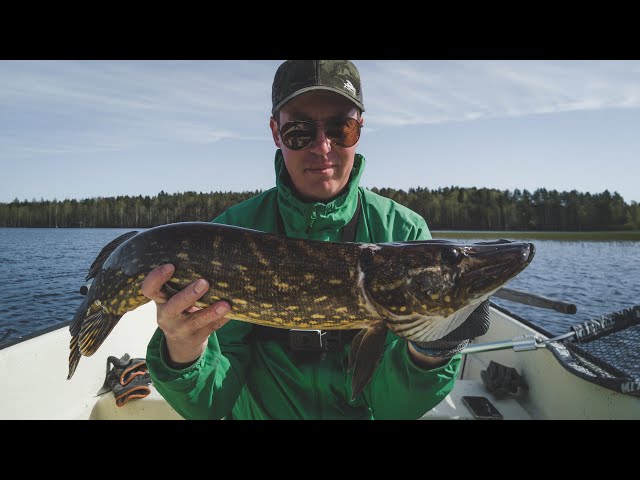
left=274, top=149, right=365, bottom=239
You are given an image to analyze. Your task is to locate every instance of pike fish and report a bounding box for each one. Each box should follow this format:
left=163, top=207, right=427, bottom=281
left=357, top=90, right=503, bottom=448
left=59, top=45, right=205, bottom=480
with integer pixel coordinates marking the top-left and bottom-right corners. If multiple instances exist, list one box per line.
left=68, top=222, right=535, bottom=398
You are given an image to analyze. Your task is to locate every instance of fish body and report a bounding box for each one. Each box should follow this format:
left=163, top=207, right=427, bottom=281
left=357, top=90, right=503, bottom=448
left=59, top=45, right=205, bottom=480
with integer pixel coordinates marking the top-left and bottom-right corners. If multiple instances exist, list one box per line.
left=69, top=222, right=535, bottom=398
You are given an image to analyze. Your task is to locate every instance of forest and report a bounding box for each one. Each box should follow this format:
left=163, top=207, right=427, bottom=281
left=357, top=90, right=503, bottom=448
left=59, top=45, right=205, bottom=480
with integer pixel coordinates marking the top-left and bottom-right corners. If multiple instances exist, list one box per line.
left=1, top=187, right=638, bottom=231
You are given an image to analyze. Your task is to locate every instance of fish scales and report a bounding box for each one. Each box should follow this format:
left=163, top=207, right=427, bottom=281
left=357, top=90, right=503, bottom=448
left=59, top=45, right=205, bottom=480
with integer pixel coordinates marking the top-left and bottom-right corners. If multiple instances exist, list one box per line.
left=161, top=225, right=373, bottom=329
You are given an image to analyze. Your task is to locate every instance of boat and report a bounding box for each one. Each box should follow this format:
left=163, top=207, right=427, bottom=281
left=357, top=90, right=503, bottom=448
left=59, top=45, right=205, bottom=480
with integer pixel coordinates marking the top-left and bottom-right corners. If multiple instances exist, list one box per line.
left=1, top=298, right=638, bottom=420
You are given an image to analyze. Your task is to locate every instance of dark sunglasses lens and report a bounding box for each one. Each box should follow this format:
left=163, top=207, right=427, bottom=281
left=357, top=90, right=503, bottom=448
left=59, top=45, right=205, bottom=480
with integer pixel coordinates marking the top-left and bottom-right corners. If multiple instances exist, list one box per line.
left=280, top=122, right=315, bottom=150
left=327, top=118, right=360, bottom=147
left=280, top=118, right=361, bottom=150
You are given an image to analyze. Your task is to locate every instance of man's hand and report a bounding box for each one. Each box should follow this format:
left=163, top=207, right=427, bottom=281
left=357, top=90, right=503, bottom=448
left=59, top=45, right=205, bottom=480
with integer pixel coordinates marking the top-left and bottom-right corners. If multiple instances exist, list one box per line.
left=407, top=343, right=450, bottom=369
left=409, top=299, right=491, bottom=361
left=142, top=264, right=231, bottom=367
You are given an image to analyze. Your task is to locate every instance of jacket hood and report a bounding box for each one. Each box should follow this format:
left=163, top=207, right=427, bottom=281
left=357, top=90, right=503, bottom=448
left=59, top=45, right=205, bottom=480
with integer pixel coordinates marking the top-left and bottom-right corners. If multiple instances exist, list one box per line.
left=274, top=149, right=365, bottom=240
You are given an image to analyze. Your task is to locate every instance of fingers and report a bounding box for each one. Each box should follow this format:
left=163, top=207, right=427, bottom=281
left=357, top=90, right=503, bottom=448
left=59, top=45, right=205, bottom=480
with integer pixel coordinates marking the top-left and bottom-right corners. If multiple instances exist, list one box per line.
left=145, top=266, right=232, bottom=341
left=190, top=301, right=232, bottom=334
left=142, top=264, right=175, bottom=303
left=163, top=301, right=231, bottom=365
left=160, top=298, right=231, bottom=342
left=163, top=278, right=211, bottom=318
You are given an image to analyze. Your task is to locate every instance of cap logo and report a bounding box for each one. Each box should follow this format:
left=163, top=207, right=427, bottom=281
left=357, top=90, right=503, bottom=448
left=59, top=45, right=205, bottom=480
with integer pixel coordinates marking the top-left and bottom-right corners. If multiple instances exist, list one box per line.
left=343, top=79, right=356, bottom=95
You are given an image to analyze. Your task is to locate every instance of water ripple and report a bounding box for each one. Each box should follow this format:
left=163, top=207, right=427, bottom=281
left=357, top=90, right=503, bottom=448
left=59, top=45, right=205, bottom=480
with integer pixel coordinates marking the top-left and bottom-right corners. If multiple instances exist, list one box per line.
left=0, top=228, right=139, bottom=340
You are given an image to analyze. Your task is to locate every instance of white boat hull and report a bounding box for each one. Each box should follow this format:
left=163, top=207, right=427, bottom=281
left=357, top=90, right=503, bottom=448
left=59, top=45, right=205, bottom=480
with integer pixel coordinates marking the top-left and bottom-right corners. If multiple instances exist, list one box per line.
left=1, top=303, right=638, bottom=419
left=423, top=307, right=640, bottom=420
left=0, top=302, right=180, bottom=420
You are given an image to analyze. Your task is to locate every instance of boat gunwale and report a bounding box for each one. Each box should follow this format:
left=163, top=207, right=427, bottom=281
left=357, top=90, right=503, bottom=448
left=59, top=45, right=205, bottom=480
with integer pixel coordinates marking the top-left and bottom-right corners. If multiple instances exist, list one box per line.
left=0, top=320, right=71, bottom=351
left=489, top=301, right=554, bottom=338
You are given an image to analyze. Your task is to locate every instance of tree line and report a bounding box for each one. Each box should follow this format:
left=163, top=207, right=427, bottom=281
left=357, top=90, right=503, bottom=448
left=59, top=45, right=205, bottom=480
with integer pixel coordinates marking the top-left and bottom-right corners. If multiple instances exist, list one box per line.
left=1, top=187, right=639, bottom=231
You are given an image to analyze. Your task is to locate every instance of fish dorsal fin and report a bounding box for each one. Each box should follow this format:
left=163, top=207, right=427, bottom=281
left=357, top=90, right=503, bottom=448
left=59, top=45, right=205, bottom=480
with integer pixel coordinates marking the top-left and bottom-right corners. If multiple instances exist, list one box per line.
left=86, top=231, right=139, bottom=281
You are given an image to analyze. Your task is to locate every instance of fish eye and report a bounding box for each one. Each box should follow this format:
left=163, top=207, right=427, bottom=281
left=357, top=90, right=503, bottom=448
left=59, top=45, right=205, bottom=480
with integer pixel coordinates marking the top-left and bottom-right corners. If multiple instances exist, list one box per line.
left=441, top=247, right=461, bottom=265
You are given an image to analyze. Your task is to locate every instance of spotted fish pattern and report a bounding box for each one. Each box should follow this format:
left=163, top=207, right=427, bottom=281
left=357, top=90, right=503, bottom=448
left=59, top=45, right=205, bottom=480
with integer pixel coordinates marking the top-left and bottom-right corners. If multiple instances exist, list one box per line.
left=68, top=222, right=535, bottom=397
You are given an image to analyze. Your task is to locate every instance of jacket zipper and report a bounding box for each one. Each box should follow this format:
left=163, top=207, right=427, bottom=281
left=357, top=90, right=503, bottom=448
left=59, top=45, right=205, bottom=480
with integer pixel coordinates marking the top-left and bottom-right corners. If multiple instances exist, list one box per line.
left=306, top=211, right=317, bottom=234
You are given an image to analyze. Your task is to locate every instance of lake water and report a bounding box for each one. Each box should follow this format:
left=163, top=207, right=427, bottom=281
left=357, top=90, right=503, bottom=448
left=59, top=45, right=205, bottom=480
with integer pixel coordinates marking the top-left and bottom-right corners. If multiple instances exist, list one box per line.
left=0, top=228, right=639, bottom=344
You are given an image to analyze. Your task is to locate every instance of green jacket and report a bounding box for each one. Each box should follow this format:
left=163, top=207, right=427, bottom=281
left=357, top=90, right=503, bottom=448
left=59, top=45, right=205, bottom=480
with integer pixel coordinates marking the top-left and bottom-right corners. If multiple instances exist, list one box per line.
left=146, top=151, right=461, bottom=419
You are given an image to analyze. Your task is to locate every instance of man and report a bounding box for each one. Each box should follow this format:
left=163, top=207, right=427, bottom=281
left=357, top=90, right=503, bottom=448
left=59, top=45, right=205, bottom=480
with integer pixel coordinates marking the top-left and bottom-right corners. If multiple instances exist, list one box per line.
left=142, top=60, right=489, bottom=419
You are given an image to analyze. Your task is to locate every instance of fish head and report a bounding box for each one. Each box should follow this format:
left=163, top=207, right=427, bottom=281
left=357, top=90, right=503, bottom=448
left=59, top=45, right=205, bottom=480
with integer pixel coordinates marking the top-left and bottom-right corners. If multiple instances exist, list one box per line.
left=364, top=239, right=534, bottom=339
left=406, top=239, right=534, bottom=312
left=455, top=239, right=535, bottom=297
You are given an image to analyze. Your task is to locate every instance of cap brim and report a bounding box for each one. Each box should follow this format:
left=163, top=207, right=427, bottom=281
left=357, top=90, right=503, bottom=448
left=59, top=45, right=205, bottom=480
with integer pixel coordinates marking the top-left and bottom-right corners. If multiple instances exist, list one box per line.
left=272, top=86, right=365, bottom=114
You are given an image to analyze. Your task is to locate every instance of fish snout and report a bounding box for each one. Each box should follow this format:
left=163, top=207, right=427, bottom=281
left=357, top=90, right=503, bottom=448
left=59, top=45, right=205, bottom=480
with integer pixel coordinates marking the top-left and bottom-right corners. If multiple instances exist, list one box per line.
left=525, top=242, right=536, bottom=264
left=462, top=240, right=535, bottom=295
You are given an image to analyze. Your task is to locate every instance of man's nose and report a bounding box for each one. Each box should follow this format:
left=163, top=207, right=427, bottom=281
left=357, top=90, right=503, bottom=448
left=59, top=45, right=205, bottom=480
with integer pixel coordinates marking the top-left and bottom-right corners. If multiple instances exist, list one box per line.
left=309, top=125, right=331, bottom=154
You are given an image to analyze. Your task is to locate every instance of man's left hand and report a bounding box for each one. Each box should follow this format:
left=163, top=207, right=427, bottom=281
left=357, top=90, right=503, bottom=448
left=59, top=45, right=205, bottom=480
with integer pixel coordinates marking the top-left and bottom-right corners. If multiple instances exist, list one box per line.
left=409, top=299, right=491, bottom=359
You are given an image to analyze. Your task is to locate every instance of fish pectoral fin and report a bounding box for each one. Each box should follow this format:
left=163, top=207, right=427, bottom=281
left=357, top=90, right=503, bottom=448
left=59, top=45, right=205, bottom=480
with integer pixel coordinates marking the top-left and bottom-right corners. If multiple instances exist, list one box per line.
left=348, top=323, right=387, bottom=401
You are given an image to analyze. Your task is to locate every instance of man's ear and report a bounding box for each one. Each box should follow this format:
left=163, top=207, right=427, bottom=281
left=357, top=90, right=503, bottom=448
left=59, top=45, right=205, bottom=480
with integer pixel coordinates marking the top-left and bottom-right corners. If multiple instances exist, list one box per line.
left=270, top=116, right=281, bottom=148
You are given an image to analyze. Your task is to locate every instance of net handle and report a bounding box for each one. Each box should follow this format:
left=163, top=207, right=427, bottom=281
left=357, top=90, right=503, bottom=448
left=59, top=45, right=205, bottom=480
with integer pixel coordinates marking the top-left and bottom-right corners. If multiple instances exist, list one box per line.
left=571, top=305, right=640, bottom=343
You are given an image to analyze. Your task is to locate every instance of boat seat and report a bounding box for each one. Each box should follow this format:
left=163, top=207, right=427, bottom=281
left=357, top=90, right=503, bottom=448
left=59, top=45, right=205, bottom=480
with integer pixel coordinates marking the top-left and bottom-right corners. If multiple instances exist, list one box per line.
left=420, top=379, right=534, bottom=420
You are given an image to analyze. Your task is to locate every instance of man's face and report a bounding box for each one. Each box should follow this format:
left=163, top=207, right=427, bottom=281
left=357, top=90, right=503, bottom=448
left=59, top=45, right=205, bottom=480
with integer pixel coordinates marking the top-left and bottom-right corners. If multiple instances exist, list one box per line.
left=270, top=90, right=363, bottom=202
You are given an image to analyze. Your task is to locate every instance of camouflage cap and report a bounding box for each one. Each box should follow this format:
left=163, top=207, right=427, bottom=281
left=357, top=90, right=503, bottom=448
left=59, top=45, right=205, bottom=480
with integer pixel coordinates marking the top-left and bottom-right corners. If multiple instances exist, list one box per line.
left=271, top=60, right=365, bottom=115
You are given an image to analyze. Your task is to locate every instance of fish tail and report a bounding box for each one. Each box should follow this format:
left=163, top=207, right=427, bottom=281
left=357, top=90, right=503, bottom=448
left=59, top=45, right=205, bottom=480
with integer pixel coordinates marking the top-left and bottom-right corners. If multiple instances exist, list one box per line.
left=68, top=297, right=89, bottom=379
left=67, top=300, right=122, bottom=379
left=78, top=308, right=121, bottom=357
left=68, top=229, right=138, bottom=379
left=70, top=297, right=89, bottom=337
left=67, top=334, right=81, bottom=380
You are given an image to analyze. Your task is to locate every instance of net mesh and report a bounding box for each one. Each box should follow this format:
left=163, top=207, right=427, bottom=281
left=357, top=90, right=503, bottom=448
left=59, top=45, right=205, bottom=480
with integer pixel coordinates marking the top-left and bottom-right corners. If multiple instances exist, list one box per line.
left=546, top=305, right=640, bottom=397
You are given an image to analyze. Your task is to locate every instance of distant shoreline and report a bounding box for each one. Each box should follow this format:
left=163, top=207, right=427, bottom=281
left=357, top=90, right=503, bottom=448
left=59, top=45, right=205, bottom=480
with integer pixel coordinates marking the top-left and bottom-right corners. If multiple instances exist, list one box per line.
left=0, top=226, right=638, bottom=241
left=432, top=231, right=640, bottom=241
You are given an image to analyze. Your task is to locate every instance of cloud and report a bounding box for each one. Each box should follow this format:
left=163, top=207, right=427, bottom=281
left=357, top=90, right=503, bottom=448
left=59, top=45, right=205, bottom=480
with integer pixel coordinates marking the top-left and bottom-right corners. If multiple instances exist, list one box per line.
left=0, top=133, right=136, bottom=159
left=0, top=60, right=273, bottom=113
left=0, top=60, right=278, bottom=156
left=357, top=60, right=640, bottom=127
left=2, top=60, right=639, bottom=160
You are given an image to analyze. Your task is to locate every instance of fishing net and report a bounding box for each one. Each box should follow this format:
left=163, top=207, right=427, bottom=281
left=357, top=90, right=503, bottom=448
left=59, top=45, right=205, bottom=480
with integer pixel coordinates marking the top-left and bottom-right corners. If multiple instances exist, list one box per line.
left=545, top=305, right=640, bottom=397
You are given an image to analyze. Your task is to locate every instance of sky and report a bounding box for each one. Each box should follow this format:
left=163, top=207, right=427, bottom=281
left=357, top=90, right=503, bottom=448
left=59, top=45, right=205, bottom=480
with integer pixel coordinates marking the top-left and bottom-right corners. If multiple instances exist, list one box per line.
left=1, top=60, right=639, bottom=204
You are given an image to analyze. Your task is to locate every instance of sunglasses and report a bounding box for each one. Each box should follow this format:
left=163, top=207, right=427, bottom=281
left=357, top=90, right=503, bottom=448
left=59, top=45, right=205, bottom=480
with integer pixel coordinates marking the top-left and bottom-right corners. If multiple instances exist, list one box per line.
left=278, top=117, right=361, bottom=151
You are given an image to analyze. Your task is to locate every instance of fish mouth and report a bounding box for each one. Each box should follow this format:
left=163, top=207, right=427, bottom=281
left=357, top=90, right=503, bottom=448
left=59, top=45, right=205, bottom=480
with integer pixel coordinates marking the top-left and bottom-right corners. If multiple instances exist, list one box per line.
left=467, top=240, right=534, bottom=261
left=462, top=241, right=535, bottom=295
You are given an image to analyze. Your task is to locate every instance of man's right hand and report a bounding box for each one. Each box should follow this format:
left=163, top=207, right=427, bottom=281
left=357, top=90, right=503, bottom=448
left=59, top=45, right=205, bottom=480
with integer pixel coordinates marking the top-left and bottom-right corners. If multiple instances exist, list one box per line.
left=141, top=263, right=231, bottom=367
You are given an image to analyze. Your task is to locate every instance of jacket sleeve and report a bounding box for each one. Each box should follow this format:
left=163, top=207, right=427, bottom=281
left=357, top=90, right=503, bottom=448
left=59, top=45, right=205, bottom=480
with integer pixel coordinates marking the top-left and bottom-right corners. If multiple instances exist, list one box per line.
left=361, top=339, right=461, bottom=419
left=146, top=320, right=253, bottom=420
